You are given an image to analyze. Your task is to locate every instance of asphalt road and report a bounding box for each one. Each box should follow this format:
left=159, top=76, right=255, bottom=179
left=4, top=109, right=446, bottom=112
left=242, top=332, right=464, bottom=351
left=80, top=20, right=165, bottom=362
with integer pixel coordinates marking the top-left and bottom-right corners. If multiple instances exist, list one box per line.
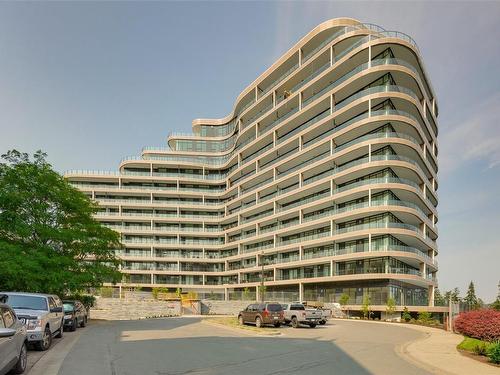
left=46, top=317, right=430, bottom=375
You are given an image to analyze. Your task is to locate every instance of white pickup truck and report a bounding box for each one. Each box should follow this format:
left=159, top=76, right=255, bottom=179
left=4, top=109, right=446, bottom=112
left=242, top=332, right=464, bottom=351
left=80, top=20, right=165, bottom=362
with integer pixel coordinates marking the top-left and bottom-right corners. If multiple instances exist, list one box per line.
left=281, top=303, right=322, bottom=328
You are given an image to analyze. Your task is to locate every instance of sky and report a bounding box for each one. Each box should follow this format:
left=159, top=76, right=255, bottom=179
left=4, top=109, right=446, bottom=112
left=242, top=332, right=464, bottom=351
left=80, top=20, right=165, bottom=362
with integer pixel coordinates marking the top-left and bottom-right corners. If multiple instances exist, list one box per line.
left=0, top=1, right=499, bottom=302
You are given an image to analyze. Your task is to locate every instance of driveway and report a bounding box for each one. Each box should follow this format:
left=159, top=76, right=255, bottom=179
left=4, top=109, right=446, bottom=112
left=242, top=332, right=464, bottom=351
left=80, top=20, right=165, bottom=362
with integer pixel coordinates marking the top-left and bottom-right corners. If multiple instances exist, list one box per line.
left=33, top=317, right=430, bottom=375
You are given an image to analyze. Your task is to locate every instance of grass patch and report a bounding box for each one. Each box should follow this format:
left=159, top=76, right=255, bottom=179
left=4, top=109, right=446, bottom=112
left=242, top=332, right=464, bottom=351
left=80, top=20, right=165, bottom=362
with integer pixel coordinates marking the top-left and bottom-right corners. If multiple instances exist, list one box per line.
left=204, top=316, right=281, bottom=335
left=457, top=336, right=492, bottom=354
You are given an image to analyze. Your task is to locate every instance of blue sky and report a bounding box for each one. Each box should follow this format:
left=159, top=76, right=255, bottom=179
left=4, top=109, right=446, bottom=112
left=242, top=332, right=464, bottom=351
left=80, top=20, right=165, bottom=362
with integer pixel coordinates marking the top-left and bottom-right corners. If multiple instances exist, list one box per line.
left=0, top=1, right=499, bottom=301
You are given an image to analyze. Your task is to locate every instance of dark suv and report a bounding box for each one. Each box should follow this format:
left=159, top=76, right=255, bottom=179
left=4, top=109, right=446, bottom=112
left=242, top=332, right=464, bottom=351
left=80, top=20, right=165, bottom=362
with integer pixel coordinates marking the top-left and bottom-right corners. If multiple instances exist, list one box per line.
left=238, top=303, right=284, bottom=328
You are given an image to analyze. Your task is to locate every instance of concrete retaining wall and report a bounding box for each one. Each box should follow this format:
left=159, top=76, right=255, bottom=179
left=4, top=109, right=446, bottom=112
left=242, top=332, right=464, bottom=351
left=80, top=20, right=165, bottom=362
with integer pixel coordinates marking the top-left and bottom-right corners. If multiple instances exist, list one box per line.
left=91, top=297, right=181, bottom=320
left=201, top=300, right=256, bottom=315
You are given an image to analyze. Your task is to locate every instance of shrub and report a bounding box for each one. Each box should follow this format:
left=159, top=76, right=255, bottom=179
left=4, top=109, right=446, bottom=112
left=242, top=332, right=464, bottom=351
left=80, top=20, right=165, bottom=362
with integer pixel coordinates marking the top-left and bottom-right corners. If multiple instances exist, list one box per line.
left=487, top=342, right=500, bottom=364
left=64, top=294, right=96, bottom=309
left=455, top=309, right=500, bottom=341
left=402, top=307, right=411, bottom=322
left=99, top=287, right=114, bottom=298
left=152, top=287, right=169, bottom=299
left=473, top=342, right=489, bottom=356
left=417, top=311, right=432, bottom=323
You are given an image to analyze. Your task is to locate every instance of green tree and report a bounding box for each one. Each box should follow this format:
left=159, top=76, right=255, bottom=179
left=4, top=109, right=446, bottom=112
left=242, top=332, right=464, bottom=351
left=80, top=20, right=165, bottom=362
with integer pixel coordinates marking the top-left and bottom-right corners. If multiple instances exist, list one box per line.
left=444, top=288, right=461, bottom=305
left=492, top=298, right=500, bottom=311
left=0, top=150, right=121, bottom=296
left=242, top=287, right=251, bottom=300
left=339, top=293, right=350, bottom=318
left=402, top=307, right=411, bottom=322
left=361, top=295, right=371, bottom=319
left=464, top=281, right=480, bottom=309
left=386, top=297, right=396, bottom=316
left=434, top=288, right=445, bottom=306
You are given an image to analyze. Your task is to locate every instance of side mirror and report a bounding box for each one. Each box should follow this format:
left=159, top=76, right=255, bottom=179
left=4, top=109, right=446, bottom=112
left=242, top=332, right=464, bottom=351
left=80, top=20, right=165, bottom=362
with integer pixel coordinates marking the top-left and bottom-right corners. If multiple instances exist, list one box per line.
left=51, top=307, right=63, bottom=313
left=0, top=328, right=16, bottom=338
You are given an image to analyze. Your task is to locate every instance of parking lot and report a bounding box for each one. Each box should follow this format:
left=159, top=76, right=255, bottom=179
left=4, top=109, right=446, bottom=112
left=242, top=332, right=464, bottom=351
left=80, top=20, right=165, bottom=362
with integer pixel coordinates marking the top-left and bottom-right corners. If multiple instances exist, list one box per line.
left=28, top=317, right=432, bottom=375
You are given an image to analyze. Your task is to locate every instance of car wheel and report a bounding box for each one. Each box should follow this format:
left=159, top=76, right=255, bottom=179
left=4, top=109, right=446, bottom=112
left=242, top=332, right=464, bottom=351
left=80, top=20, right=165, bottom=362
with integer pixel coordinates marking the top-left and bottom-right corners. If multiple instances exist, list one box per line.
left=255, top=317, right=262, bottom=328
left=291, top=317, right=298, bottom=328
left=12, top=341, right=27, bottom=374
left=274, top=323, right=281, bottom=328
left=238, top=315, right=244, bottom=325
left=36, top=326, right=52, bottom=351
left=70, top=318, right=77, bottom=332
left=80, top=316, right=87, bottom=328
left=309, top=323, right=317, bottom=328
left=55, top=320, right=64, bottom=338
left=319, top=320, right=326, bottom=325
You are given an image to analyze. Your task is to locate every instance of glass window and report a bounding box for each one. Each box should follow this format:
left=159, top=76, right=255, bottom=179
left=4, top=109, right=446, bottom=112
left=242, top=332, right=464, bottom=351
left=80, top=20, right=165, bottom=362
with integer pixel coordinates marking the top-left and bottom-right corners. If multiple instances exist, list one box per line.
left=266, top=304, right=283, bottom=312
left=4, top=295, right=48, bottom=311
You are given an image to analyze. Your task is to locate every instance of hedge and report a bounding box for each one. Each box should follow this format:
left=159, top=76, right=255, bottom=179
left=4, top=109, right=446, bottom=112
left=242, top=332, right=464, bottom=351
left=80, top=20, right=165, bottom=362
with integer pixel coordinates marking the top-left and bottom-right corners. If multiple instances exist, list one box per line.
left=454, top=309, right=500, bottom=342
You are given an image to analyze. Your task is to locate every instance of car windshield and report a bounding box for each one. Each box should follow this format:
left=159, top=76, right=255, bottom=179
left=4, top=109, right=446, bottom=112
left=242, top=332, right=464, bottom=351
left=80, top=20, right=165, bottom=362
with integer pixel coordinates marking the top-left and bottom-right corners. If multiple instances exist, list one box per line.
left=63, top=303, right=74, bottom=312
left=290, top=304, right=305, bottom=310
left=266, top=304, right=282, bottom=312
left=5, top=295, right=48, bottom=311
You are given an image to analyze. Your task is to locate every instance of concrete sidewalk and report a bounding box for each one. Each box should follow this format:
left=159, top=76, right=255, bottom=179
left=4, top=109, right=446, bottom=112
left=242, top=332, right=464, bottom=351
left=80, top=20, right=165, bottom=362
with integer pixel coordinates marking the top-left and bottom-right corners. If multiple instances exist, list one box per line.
left=395, top=323, right=499, bottom=375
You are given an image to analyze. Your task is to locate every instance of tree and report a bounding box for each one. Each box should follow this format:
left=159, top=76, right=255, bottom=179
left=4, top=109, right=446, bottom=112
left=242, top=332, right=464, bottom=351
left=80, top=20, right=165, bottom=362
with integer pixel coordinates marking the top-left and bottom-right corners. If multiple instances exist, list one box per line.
left=402, top=306, right=411, bottom=322
left=386, top=297, right=396, bottom=316
left=339, top=293, right=350, bottom=318
left=444, top=288, right=461, bottom=305
left=464, top=281, right=480, bottom=309
left=434, top=288, right=445, bottom=306
left=361, top=295, right=371, bottom=319
left=0, top=150, right=121, bottom=296
left=492, top=298, right=500, bottom=312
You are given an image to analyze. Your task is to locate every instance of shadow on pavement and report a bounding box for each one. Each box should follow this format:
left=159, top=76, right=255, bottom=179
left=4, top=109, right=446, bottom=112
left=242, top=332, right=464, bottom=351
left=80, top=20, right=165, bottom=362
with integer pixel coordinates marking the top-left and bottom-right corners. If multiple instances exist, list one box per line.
left=57, top=318, right=373, bottom=375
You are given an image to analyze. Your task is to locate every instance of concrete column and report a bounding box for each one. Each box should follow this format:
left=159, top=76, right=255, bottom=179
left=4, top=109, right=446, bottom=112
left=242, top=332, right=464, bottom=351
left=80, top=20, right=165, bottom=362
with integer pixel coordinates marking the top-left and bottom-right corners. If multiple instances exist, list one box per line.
left=368, top=233, right=372, bottom=252
left=428, top=285, right=435, bottom=307
left=368, top=44, right=372, bottom=67
left=330, top=260, right=334, bottom=276
left=224, top=288, right=228, bottom=301
left=299, top=283, right=303, bottom=302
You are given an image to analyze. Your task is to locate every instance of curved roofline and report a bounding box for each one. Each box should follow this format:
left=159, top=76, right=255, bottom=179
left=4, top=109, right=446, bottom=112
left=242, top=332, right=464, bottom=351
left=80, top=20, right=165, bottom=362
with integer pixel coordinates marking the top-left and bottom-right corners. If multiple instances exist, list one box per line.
left=191, top=18, right=363, bottom=129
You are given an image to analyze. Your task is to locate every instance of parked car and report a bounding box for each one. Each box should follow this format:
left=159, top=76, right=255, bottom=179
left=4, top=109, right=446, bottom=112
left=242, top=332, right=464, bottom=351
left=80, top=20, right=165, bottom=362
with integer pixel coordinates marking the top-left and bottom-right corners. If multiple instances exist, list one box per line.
left=0, top=292, right=64, bottom=351
left=0, top=299, right=27, bottom=374
left=62, top=300, right=88, bottom=331
left=281, top=303, right=321, bottom=328
left=238, top=303, right=284, bottom=328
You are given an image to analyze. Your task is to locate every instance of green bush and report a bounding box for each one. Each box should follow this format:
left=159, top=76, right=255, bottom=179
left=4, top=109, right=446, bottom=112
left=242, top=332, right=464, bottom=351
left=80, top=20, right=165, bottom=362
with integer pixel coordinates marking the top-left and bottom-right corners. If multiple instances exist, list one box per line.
left=100, top=286, right=113, bottom=298
left=64, top=294, right=96, bottom=308
left=487, top=341, right=500, bottom=364
left=417, top=311, right=432, bottom=323
left=473, top=342, right=488, bottom=356
left=402, top=307, right=411, bottom=322
left=152, top=287, right=169, bottom=299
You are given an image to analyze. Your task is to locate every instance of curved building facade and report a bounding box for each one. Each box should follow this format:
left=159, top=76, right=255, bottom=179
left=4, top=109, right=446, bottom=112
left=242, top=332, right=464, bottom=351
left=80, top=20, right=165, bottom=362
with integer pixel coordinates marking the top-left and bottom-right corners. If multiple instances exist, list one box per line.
left=66, top=18, right=439, bottom=307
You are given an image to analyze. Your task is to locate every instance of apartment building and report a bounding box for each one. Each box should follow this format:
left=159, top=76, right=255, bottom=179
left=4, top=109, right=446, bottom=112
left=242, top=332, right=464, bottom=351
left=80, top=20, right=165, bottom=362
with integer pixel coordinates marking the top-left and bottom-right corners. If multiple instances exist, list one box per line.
left=66, top=18, right=439, bottom=307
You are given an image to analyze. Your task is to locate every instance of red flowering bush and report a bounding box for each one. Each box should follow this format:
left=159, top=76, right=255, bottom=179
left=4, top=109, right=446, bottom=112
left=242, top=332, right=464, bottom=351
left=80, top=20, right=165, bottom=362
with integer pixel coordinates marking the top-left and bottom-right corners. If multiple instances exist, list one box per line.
left=454, top=309, right=500, bottom=341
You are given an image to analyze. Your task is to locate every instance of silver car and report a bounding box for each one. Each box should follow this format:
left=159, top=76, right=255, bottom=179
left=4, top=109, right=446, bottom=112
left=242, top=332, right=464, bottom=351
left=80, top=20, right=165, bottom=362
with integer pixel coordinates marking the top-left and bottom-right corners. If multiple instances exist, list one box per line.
left=1, top=292, right=64, bottom=351
left=0, top=302, right=27, bottom=374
